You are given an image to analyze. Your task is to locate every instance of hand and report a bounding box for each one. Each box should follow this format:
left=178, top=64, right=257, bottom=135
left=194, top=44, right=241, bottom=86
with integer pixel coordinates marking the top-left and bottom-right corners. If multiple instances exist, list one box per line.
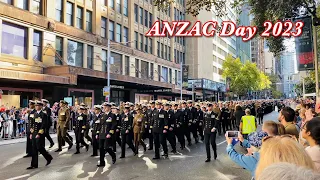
left=188, top=123, right=191, bottom=126
left=169, top=127, right=173, bottom=131
left=81, top=130, right=84, bottom=133
left=106, top=134, right=111, bottom=139
left=225, top=133, right=233, bottom=145
left=126, top=130, right=129, bottom=134
left=211, top=128, right=216, bottom=132
left=199, top=123, right=202, bottom=126
left=145, top=125, right=148, bottom=128
left=96, top=135, right=99, bottom=139
left=149, top=129, right=152, bottom=133
left=116, top=129, right=119, bottom=132
left=163, top=130, right=167, bottom=133
left=238, top=133, right=244, bottom=142
left=177, top=124, right=180, bottom=128
left=29, top=134, right=32, bottom=139
left=36, top=135, right=40, bottom=139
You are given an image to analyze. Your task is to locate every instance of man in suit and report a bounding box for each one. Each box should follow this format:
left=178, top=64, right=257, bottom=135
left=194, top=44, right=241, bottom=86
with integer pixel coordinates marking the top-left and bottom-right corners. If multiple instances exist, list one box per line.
left=91, top=105, right=102, bottom=157
left=181, top=101, right=192, bottom=146
left=27, top=101, right=53, bottom=169
left=42, top=99, right=54, bottom=148
left=152, top=101, right=168, bottom=159
left=73, top=106, right=89, bottom=154
left=147, top=101, right=156, bottom=150
left=163, top=102, right=176, bottom=153
left=172, top=102, right=184, bottom=150
left=195, top=103, right=204, bottom=141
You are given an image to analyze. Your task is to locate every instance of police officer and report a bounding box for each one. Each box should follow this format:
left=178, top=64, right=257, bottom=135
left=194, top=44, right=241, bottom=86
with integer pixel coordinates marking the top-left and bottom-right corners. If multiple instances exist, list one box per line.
left=42, top=99, right=54, bottom=148
left=91, top=105, right=102, bottom=157
left=73, top=106, right=89, bottom=154
left=163, top=102, right=177, bottom=153
left=112, top=106, right=122, bottom=152
left=55, top=100, right=73, bottom=152
left=195, top=103, right=204, bottom=141
left=152, top=101, right=168, bottom=159
left=23, top=100, right=36, bottom=158
left=147, top=101, right=156, bottom=150
left=203, top=103, right=218, bottom=162
left=27, top=101, right=53, bottom=169
left=120, top=105, right=136, bottom=158
left=97, top=103, right=116, bottom=167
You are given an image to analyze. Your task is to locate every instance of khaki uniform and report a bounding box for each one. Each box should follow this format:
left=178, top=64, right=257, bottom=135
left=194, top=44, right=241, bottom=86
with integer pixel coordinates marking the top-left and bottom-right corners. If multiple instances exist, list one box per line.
left=57, top=107, right=72, bottom=149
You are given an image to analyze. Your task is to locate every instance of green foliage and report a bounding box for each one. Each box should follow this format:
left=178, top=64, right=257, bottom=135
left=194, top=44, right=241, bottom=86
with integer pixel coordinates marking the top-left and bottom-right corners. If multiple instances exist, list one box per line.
left=222, top=55, right=271, bottom=95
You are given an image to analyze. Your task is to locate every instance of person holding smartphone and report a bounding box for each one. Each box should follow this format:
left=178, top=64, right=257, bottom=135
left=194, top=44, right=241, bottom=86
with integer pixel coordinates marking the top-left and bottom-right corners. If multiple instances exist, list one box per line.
left=203, top=103, right=218, bottom=162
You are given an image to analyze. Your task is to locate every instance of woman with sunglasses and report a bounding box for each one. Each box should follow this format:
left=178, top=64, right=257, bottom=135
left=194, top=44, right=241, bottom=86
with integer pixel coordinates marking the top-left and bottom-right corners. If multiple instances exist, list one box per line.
left=302, top=117, right=320, bottom=171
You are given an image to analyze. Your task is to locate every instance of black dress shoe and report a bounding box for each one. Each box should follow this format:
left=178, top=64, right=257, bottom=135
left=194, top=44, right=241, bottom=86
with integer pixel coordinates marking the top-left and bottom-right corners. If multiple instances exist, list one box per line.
left=86, top=145, right=89, bottom=152
left=112, top=158, right=116, bottom=164
left=49, top=143, right=54, bottom=148
left=97, top=164, right=105, bottom=167
left=68, top=144, right=73, bottom=150
left=163, top=154, right=168, bottom=158
left=46, top=156, right=53, bottom=166
left=55, top=149, right=62, bottom=152
left=120, top=156, right=125, bottom=159
left=214, top=154, right=217, bottom=160
left=23, top=154, right=32, bottom=158
left=26, top=166, right=37, bottom=170
left=171, top=150, right=177, bottom=154
left=152, top=157, right=160, bottom=160
left=143, top=146, right=147, bottom=152
left=188, top=142, right=192, bottom=146
left=148, top=148, right=153, bottom=150
left=205, top=159, right=211, bottom=162
left=74, top=151, right=80, bottom=154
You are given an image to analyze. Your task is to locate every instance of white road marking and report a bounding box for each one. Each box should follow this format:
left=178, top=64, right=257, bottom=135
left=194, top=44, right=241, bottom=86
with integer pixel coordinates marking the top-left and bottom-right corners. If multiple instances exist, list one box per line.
left=5, top=174, right=30, bottom=180
left=142, top=157, right=157, bottom=170
left=0, top=153, right=25, bottom=169
left=169, top=155, right=193, bottom=161
left=185, top=146, right=191, bottom=152
left=217, top=140, right=227, bottom=146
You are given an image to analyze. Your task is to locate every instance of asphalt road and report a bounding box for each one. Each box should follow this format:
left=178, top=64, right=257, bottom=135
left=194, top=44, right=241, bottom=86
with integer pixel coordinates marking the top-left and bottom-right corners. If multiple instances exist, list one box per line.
left=0, top=111, right=279, bottom=180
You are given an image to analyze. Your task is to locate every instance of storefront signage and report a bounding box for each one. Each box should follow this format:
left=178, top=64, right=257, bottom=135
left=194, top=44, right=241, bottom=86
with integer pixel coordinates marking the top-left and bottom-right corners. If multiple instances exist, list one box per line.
left=103, top=86, right=110, bottom=96
left=295, top=16, right=314, bottom=71
left=110, top=85, right=124, bottom=89
left=138, top=89, right=172, bottom=93
left=188, top=79, right=202, bottom=89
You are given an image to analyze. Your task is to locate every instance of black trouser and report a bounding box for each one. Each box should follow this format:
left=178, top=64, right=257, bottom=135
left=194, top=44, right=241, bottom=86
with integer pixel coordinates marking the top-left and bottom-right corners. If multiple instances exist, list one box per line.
left=196, top=123, right=204, bottom=140
left=120, top=133, right=135, bottom=157
left=190, top=123, right=198, bottom=142
left=204, top=132, right=217, bottom=159
left=163, top=130, right=176, bottom=151
left=84, top=126, right=92, bottom=143
left=231, top=117, right=236, bottom=129
left=31, top=135, right=52, bottom=168
left=221, top=120, right=227, bottom=134
left=113, top=131, right=121, bottom=152
left=92, top=133, right=99, bottom=156
left=45, top=127, right=54, bottom=146
left=99, top=138, right=116, bottom=165
left=183, top=126, right=191, bottom=144
left=175, top=127, right=184, bottom=148
left=26, top=125, right=32, bottom=155
left=75, top=130, right=88, bottom=152
left=148, top=128, right=154, bottom=149
left=216, top=121, right=222, bottom=135
left=258, top=113, right=264, bottom=124
left=226, top=118, right=232, bottom=130
left=154, top=132, right=168, bottom=158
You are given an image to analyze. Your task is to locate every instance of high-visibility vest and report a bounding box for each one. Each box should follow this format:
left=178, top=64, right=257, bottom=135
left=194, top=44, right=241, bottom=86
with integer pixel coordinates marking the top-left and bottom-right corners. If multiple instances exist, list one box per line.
left=242, top=115, right=256, bottom=134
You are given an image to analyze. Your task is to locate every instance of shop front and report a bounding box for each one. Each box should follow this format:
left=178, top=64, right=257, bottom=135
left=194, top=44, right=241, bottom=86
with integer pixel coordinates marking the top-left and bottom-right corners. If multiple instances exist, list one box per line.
left=188, top=78, right=226, bottom=102
left=0, top=87, right=42, bottom=108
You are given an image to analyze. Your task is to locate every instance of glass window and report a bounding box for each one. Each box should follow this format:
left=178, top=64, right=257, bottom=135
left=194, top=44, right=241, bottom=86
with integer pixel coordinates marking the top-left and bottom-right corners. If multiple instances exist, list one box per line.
left=175, top=70, right=178, bottom=85
left=150, top=63, right=154, bottom=80
left=140, top=34, right=143, bottom=50
left=158, top=65, right=161, bottom=81
left=101, top=0, right=106, bottom=6
left=86, top=11, right=92, bottom=32
left=111, top=52, right=122, bottom=74
left=157, top=42, right=160, bottom=57
left=149, top=38, right=152, bottom=54
left=17, top=0, right=28, bottom=10
left=174, top=49, right=177, bottom=63
left=125, top=56, right=130, bottom=75
left=1, top=0, right=12, bottom=5
left=33, top=30, right=42, bottom=61
left=76, top=6, right=83, bottom=29
left=31, top=0, right=41, bottom=14
left=123, top=0, right=128, bottom=16
left=1, top=22, right=27, bottom=59
left=144, top=10, right=148, bottom=27
left=134, top=4, right=138, bottom=23
left=161, top=43, right=164, bottom=58
left=144, top=37, right=148, bottom=52
left=101, top=49, right=107, bottom=71
left=109, top=20, right=114, bottom=41
left=101, top=17, right=107, bottom=38
left=66, top=2, right=74, bottom=26
left=116, top=0, right=121, bottom=13
left=141, top=60, right=149, bottom=79
left=139, top=7, right=143, bottom=24
left=134, top=32, right=138, bottom=49
left=55, top=36, right=63, bottom=65
left=164, top=45, right=167, bottom=60
left=116, top=23, right=121, bottom=43
left=87, top=45, right=93, bottom=69
left=109, top=0, right=114, bottom=9
left=149, top=13, right=152, bottom=28
left=135, top=59, right=139, bottom=78
left=168, top=46, right=171, bottom=61
left=55, top=0, right=63, bottom=22
left=123, top=27, right=128, bottom=46
left=67, top=40, right=83, bottom=67
left=169, top=68, right=172, bottom=83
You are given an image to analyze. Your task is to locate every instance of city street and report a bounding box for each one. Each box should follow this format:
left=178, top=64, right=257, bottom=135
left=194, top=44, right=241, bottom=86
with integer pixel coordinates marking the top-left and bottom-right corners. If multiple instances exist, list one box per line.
left=0, top=111, right=279, bottom=180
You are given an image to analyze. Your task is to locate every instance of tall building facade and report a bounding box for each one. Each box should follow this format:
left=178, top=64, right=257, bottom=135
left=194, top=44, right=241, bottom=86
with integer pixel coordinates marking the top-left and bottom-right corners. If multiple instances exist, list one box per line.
left=0, top=0, right=192, bottom=107
left=279, top=51, right=297, bottom=98
left=236, top=6, right=251, bottom=63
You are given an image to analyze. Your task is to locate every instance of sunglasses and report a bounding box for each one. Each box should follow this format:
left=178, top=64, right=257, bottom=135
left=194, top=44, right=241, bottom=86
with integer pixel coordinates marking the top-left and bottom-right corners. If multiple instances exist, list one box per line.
left=262, top=134, right=298, bottom=143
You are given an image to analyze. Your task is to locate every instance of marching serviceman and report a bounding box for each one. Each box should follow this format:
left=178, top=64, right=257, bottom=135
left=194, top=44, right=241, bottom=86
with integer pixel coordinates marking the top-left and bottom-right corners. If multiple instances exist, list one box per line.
left=147, top=101, right=156, bottom=150
left=187, top=100, right=198, bottom=144
left=152, top=101, right=168, bottom=159
left=97, top=103, right=116, bottom=167
left=42, top=99, right=54, bottom=148
left=27, top=101, right=53, bottom=169
left=91, top=105, right=102, bottom=157
left=55, top=100, right=73, bottom=152
left=181, top=101, right=192, bottom=146
left=23, top=100, right=36, bottom=158
left=80, top=103, right=92, bottom=144
left=195, top=103, right=204, bottom=141
left=132, top=105, right=147, bottom=154
left=73, top=106, right=89, bottom=154
left=172, top=102, right=183, bottom=150
left=163, top=102, right=177, bottom=153
left=203, top=103, right=218, bottom=162
left=120, top=105, right=136, bottom=158
left=112, top=106, right=122, bottom=152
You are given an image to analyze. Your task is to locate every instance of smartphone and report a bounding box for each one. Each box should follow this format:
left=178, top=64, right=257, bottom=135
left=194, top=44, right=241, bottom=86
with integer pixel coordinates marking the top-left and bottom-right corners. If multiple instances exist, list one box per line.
left=227, top=131, right=239, bottom=138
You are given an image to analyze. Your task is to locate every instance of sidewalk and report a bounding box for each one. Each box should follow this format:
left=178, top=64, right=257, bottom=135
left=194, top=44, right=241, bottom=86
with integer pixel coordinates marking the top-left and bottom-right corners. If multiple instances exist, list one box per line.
left=0, top=132, right=75, bottom=146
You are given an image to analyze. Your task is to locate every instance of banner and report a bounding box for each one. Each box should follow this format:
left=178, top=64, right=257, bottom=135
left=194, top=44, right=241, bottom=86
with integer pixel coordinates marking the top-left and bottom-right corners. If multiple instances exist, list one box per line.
left=182, top=65, right=189, bottom=88
left=295, top=16, right=314, bottom=71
